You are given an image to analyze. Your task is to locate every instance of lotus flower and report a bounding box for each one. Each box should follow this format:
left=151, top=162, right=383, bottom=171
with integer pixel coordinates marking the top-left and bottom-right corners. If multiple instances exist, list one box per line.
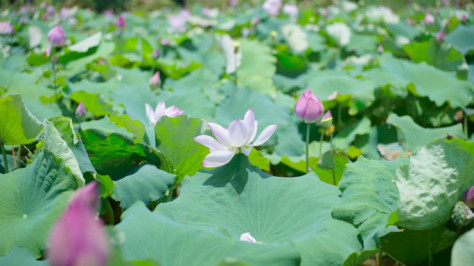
left=295, top=89, right=325, bottom=123
left=47, top=25, right=65, bottom=46
left=283, top=4, right=299, bottom=19
left=152, top=49, right=160, bottom=59
left=75, top=102, right=86, bottom=117
left=194, top=109, right=278, bottom=168
left=240, top=232, right=257, bottom=243
left=0, top=21, right=14, bottom=35
left=436, top=30, right=445, bottom=42
left=320, top=110, right=333, bottom=129
left=461, top=13, right=468, bottom=23
left=115, top=15, right=126, bottom=28
left=149, top=72, right=161, bottom=88
left=263, top=0, right=282, bottom=17
left=425, top=13, right=435, bottom=25
left=168, top=10, right=190, bottom=33
left=326, top=22, right=351, bottom=46
left=405, top=18, right=414, bottom=25
left=48, top=182, right=109, bottom=266
left=217, top=34, right=242, bottom=74
left=145, top=102, right=184, bottom=126
left=464, top=187, right=474, bottom=208
left=230, top=0, right=238, bottom=7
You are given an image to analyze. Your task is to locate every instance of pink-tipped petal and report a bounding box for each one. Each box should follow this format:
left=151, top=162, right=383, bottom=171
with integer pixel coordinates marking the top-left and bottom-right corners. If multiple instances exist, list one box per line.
left=248, top=121, right=258, bottom=144
left=194, top=135, right=228, bottom=151
left=202, top=150, right=236, bottom=168
left=145, top=103, right=156, bottom=125
left=165, top=106, right=184, bottom=117
left=243, top=109, right=256, bottom=142
left=252, top=124, right=278, bottom=146
left=295, top=95, right=308, bottom=118
left=207, top=122, right=232, bottom=147
left=229, top=119, right=248, bottom=147
left=240, top=232, right=257, bottom=243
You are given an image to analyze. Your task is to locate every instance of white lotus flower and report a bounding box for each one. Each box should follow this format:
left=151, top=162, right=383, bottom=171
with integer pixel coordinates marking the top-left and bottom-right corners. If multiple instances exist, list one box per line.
left=240, top=232, right=257, bottom=243
left=263, top=0, right=282, bottom=17
left=194, top=109, right=278, bottom=168
left=217, top=34, right=242, bottom=74
left=326, top=22, right=351, bottom=46
left=365, top=6, right=400, bottom=24
left=281, top=24, right=308, bottom=52
left=145, top=102, right=184, bottom=126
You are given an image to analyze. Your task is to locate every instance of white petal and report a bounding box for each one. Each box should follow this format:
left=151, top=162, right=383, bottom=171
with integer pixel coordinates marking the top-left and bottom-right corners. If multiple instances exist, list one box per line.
left=243, top=109, right=256, bottom=142
left=155, top=102, right=166, bottom=119
left=145, top=103, right=156, bottom=125
left=252, top=124, right=278, bottom=146
left=165, top=106, right=183, bottom=118
left=228, top=119, right=247, bottom=147
left=202, top=150, right=235, bottom=168
left=242, top=146, right=253, bottom=156
left=248, top=121, right=258, bottom=144
left=194, top=135, right=227, bottom=151
left=240, top=232, right=257, bottom=243
left=207, top=122, right=232, bottom=147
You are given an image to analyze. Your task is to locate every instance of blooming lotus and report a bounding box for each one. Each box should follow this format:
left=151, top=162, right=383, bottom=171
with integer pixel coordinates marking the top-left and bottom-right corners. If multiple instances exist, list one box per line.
left=295, top=89, right=325, bottom=123
left=115, top=15, right=126, bottom=28
left=194, top=109, right=278, bottom=167
left=217, top=34, right=242, bottom=74
left=0, top=21, right=14, bottom=35
left=326, top=22, right=351, bottom=46
left=149, top=72, right=161, bottom=88
left=48, top=182, right=109, bottom=266
left=263, top=0, right=282, bottom=17
left=424, top=13, right=435, bottom=25
left=283, top=4, right=299, bottom=19
left=145, top=102, right=184, bottom=126
left=47, top=25, right=65, bottom=46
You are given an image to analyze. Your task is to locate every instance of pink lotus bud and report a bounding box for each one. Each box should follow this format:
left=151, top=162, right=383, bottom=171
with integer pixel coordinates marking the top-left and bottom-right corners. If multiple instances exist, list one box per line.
left=295, top=89, right=325, bottom=123
left=202, top=8, right=211, bottom=17
left=47, top=25, right=65, bottom=46
left=42, top=13, right=49, bottom=21
left=425, top=13, right=435, bottom=25
left=76, top=102, right=86, bottom=117
left=149, top=72, right=161, bottom=88
left=320, top=110, right=333, bottom=128
left=40, top=2, right=47, bottom=9
left=0, top=21, right=15, bottom=35
left=20, top=7, right=29, bottom=14
left=230, top=0, right=238, bottom=7
left=283, top=4, right=299, bottom=18
left=464, top=187, right=474, bottom=208
left=263, top=0, right=282, bottom=17
left=161, top=39, right=170, bottom=46
left=436, top=30, right=445, bottom=42
left=115, top=15, right=126, bottom=28
left=47, top=5, right=55, bottom=16
left=251, top=17, right=259, bottom=25
left=461, top=13, right=468, bottom=23
left=454, top=110, right=464, bottom=122
left=406, top=18, right=414, bottom=25
left=378, top=44, right=384, bottom=53
left=48, top=182, right=109, bottom=266
left=152, top=49, right=160, bottom=59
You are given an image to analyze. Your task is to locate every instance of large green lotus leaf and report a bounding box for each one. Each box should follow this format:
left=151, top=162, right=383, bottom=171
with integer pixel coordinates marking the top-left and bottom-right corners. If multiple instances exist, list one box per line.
left=0, top=247, right=47, bottom=265
left=305, top=72, right=376, bottom=114
left=60, top=42, right=114, bottom=77
left=387, top=113, right=464, bottom=151
left=116, top=202, right=300, bottom=266
left=346, top=34, right=378, bottom=54
left=0, top=94, right=42, bottom=145
left=381, top=225, right=457, bottom=265
left=80, top=128, right=160, bottom=180
left=68, top=32, right=102, bottom=53
left=377, top=53, right=472, bottom=108
left=154, top=116, right=207, bottom=179
left=237, top=39, right=277, bottom=96
left=332, top=157, right=406, bottom=249
left=445, top=25, right=474, bottom=55
left=215, top=88, right=291, bottom=129
left=386, top=22, right=421, bottom=40
left=111, top=85, right=156, bottom=126
left=0, top=150, right=77, bottom=257
left=395, top=138, right=474, bottom=230
left=333, top=117, right=372, bottom=150
left=109, top=115, right=146, bottom=143
left=155, top=155, right=362, bottom=265
left=113, top=164, right=175, bottom=209
left=70, top=91, right=113, bottom=117
left=402, top=39, right=465, bottom=73
left=451, top=229, right=474, bottom=266
left=159, top=88, right=215, bottom=121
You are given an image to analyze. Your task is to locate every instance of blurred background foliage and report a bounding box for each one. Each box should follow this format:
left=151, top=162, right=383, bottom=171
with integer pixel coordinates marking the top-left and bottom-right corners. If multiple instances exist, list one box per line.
left=2, top=0, right=471, bottom=13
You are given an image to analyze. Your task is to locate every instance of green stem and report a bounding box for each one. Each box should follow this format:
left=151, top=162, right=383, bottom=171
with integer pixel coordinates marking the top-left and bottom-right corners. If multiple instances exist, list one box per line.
left=305, top=123, right=310, bottom=173
left=1, top=144, right=9, bottom=173
left=319, top=130, right=324, bottom=159
left=464, top=113, right=469, bottom=139
left=330, top=133, right=336, bottom=186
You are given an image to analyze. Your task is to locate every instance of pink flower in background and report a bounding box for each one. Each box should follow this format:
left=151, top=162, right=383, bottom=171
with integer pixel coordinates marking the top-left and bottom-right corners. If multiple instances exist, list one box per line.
left=145, top=102, right=184, bottom=125
left=0, top=21, right=15, bottom=35
left=436, top=30, right=445, bottom=42
left=152, top=49, right=160, bottom=59
left=202, top=8, right=211, bottom=17
left=230, top=0, right=238, bottom=7
left=295, top=89, right=325, bottom=123
left=240, top=232, right=257, bottom=243
left=283, top=4, right=299, bottom=19
left=405, top=18, right=414, bottom=25
left=251, top=17, right=259, bottom=26
left=378, top=44, right=384, bottom=53
left=104, top=8, right=114, bottom=18
left=149, top=72, right=161, bottom=88
left=47, top=25, right=65, bottom=46
left=194, top=109, right=278, bottom=167
left=464, top=187, right=474, bottom=208
left=168, top=10, right=190, bottom=32
left=263, top=0, right=282, bottom=17
left=47, top=5, right=55, bottom=16
left=76, top=102, right=86, bottom=117
left=40, top=2, right=47, bottom=9
left=115, top=15, right=126, bottom=28
left=424, top=13, right=435, bottom=25
left=461, top=13, right=468, bottom=23
left=48, top=182, right=109, bottom=266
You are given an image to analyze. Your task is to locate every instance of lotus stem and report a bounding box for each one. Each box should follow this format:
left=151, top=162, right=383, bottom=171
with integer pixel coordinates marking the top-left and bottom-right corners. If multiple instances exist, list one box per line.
left=319, top=130, right=324, bottom=159
left=305, top=124, right=310, bottom=173
left=330, top=133, right=336, bottom=186
left=1, top=144, right=9, bottom=173
left=464, top=113, right=469, bottom=139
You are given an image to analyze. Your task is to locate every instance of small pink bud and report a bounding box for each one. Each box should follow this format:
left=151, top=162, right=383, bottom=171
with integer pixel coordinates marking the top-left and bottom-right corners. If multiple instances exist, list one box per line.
left=40, top=2, right=47, bottom=9
left=115, top=15, right=126, bottom=28
left=464, top=187, right=474, bottom=208
left=454, top=110, right=464, bottom=122
left=461, top=13, right=468, bottom=23
left=436, top=31, right=445, bottom=42
left=230, top=0, right=238, bottom=7
left=0, top=21, right=15, bottom=35
left=251, top=17, right=259, bottom=25
left=76, top=102, right=86, bottom=117
left=320, top=110, right=333, bottom=128
left=378, top=44, right=384, bottom=53
left=425, top=13, right=435, bottom=25
left=152, top=49, right=160, bottom=59
left=406, top=18, right=414, bottom=25
left=323, top=9, right=329, bottom=18
left=149, top=72, right=161, bottom=88
left=48, top=182, right=109, bottom=266
left=295, top=89, right=325, bottom=123
left=47, top=5, right=55, bottom=16
left=47, top=24, right=65, bottom=46
left=45, top=47, right=51, bottom=57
